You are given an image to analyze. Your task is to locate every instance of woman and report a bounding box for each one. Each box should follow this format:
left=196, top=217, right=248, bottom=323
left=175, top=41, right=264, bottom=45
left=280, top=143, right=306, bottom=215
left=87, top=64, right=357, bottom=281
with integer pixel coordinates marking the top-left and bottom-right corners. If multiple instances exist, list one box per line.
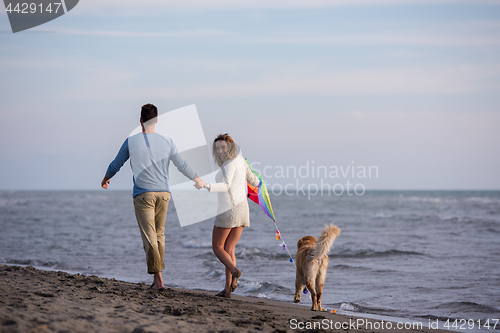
left=196, top=134, right=260, bottom=298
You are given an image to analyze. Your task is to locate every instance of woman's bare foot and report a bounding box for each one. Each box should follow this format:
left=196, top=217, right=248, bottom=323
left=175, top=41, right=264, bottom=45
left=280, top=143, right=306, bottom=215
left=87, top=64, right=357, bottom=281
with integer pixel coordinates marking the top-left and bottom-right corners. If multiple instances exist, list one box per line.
left=215, top=289, right=231, bottom=298
left=230, top=268, right=241, bottom=292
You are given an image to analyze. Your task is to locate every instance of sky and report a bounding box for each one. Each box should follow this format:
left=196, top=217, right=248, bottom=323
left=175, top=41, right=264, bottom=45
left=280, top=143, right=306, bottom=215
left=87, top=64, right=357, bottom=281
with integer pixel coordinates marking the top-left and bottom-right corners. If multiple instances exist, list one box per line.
left=0, top=0, right=499, bottom=191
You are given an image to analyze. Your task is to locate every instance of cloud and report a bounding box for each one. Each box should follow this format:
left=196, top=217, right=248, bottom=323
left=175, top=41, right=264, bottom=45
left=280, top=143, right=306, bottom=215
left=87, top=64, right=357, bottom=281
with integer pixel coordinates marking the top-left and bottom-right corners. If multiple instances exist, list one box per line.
left=40, top=28, right=232, bottom=38
left=1, top=0, right=498, bottom=17
left=34, top=60, right=498, bottom=103
left=237, top=21, right=500, bottom=47
left=0, top=55, right=138, bottom=106
left=30, top=29, right=500, bottom=46
left=28, top=21, right=500, bottom=47
left=2, top=0, right=498, bottom=17
left=73, top=0, right=500, bottom=14
left=0, top=58, right=62, bottom=69
left=245, top=32, right=500, bottom=47
left=106, top=63, right=500, bottom=100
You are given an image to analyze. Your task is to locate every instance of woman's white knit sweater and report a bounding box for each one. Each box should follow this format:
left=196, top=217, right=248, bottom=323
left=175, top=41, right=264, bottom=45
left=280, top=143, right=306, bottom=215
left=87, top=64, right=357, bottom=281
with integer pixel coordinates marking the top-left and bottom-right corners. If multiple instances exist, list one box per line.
left=208, top=155, right=261, bottom=228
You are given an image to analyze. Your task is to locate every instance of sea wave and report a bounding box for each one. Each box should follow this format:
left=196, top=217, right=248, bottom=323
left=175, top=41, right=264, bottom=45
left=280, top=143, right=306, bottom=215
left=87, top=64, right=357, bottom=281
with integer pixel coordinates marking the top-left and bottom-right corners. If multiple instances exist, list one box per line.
left=1, top=259, right=93, bottom=276
left=432, top=301, right=500, bottom=315
left=205, top=269, right=291, bottom=297
left=370, top=212, right=494, bottom=224
left=195, top=247, right=286, bottom=261
left=334, top=249, right=424, bottom=259
left=464, top=197, right=500, bottom=205
left=331, top=264, right=371, bottom=271
left=398, top=195, right=500, bottom=206
left=239, top=280, right=290, bottom=295
left=182, top=241, right=212, bottom=248
left=4, top=259, right=60, bottom=268
left=0, top=199, right=27, bottom=207
left=371, top=213, right=394, bottom=219
left=400, top=196, right=457, bottom=204
left=340, top=303, right=359, bottom=312
left=339, top=302, right=404, bottom=317
left=437, top=214, right=471, bottom=222
left=237, top=247, right=291, bottom=261
left=206, top=269, right=226, bottom=283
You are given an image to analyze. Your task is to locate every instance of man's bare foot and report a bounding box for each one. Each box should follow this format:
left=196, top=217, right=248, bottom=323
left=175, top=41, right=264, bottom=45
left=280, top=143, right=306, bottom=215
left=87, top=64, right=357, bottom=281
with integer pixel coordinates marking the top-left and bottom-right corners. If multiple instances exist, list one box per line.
left=151, top=272, right=164, bottom=290
left=148, top=282, right=165, bottom=291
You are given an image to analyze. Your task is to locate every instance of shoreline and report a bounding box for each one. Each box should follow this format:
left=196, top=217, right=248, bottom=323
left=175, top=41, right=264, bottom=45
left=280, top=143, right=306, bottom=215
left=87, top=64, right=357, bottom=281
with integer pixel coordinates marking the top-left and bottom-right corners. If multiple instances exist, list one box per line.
left=0, top=264, right=454, bottom=333
left=1, top=263, right=461, bottom=332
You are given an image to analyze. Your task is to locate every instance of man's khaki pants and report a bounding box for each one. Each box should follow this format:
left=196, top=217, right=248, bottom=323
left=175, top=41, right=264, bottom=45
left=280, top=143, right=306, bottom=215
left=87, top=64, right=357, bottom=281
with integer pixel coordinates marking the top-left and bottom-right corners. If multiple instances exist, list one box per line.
left=133, top=191, right=171, bottom=274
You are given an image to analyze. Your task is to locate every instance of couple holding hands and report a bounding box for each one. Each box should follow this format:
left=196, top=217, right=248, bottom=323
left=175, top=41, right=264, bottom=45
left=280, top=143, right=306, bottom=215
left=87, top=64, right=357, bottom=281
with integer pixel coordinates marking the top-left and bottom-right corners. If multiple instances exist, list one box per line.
left=101, top=104, right=260, bottom=298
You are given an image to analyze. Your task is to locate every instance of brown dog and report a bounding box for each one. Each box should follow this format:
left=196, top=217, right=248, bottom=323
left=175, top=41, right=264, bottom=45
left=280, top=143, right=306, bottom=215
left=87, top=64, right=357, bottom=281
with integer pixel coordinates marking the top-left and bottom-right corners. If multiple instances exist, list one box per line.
left=293, top=224, right=341, bottom=311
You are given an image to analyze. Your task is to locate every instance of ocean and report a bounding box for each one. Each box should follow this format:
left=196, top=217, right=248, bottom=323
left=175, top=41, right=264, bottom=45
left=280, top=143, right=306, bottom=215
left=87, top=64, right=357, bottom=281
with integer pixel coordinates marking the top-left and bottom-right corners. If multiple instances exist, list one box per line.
left=1, top=190, right=499, bottom=331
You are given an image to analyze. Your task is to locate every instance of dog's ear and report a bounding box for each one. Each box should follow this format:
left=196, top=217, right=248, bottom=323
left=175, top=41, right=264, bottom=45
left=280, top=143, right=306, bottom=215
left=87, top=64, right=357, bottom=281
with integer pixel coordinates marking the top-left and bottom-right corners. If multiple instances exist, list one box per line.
left=297, top=238, right=304, bottom=248
left=297, top=236, right=316, bottom=248
left=297, top=237, right=309, bottom=248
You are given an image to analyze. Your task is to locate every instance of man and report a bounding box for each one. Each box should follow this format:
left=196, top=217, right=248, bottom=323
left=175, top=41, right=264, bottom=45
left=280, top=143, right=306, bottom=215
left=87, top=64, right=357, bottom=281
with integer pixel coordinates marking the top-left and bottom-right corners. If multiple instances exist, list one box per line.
left=101, top=103, right=205, bottom=290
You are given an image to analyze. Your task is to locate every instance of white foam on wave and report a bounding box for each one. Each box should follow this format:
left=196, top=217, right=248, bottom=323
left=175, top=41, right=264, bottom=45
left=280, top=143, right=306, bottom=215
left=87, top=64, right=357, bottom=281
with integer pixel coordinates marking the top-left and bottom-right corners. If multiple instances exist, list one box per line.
left=238, top=247, right=263, bottom=259
left=0, top=199, right=26, bottom=207
left=371, top=212, right=394, bottom=219
left=404, top=196, right=457, bottom=204
left=437, top=214, right=471, bottom=222
left=465, top=197, right=500, bottom=205
left=340, top=303, right=359, bottom=311
left=182, top=241, right=212, bottom=248
left=241, top=281, right=262, bottom=292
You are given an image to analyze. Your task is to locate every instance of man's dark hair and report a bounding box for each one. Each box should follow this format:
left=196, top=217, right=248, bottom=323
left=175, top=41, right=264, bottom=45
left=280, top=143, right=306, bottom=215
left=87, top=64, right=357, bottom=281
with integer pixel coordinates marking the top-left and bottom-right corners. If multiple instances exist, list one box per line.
left=141, top=104, right=158, bottom=123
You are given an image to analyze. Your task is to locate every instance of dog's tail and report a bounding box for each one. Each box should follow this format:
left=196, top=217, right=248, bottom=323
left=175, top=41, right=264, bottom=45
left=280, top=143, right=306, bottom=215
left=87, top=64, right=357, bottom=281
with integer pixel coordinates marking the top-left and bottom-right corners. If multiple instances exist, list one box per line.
left=313, top=224, right=341, bottom=260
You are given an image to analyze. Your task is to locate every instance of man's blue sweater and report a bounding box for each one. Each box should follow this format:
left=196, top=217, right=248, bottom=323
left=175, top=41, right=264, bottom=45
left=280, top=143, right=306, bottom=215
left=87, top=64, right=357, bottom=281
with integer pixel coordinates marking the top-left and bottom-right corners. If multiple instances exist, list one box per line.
left=106, top=132, right=196, bottom=197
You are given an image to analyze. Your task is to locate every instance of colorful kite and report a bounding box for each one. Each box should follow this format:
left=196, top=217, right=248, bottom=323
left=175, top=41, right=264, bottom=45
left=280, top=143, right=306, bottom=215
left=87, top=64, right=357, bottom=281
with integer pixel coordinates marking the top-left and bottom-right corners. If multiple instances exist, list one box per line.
left=246, top=159, right=295, bottom=266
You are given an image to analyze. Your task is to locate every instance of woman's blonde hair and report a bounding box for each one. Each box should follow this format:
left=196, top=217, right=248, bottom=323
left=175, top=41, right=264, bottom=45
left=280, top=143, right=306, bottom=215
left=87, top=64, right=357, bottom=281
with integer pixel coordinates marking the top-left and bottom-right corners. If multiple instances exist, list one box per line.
left=212, top=133, right=238, bottom=167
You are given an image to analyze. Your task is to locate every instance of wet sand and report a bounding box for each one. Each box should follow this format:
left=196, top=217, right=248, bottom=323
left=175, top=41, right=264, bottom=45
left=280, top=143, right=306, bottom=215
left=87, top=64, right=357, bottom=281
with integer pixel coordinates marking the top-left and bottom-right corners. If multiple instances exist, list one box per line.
left=0, top=264, right=449, bottom=333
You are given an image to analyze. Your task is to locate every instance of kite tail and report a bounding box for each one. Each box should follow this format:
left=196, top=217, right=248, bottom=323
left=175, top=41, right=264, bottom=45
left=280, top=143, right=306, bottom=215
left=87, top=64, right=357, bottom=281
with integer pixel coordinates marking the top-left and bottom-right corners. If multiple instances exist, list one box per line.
left=274, top=220, right=296, bottom=268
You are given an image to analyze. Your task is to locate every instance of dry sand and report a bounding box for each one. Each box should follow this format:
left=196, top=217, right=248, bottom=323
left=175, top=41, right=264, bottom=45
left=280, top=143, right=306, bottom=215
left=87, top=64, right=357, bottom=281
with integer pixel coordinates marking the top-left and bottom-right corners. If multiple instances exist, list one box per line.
left=0, top=264, right=449, bottom=333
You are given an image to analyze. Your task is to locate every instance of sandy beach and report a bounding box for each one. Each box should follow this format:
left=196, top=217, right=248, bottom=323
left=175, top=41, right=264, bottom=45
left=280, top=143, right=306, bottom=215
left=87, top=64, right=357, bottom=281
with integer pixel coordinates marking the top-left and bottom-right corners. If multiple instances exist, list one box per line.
left=0, top=264, right=453, bottom=333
